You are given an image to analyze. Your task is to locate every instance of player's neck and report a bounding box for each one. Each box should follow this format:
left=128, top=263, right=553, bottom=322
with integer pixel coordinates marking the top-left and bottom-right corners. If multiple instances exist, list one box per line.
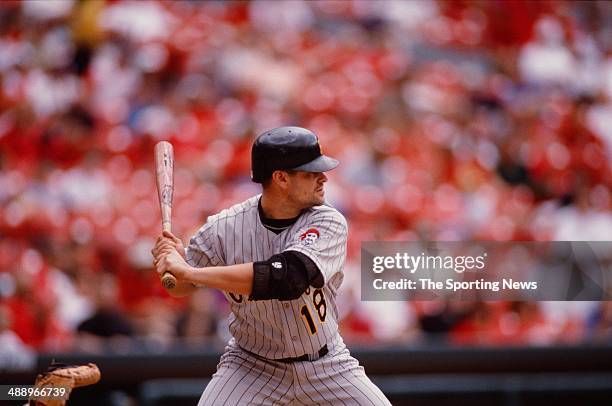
left=260, top=192, right=302, bottom=219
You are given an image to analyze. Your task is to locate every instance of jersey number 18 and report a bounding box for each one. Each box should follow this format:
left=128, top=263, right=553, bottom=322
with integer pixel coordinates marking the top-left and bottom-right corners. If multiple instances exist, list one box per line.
left=300, top=288, right=326, bottom=335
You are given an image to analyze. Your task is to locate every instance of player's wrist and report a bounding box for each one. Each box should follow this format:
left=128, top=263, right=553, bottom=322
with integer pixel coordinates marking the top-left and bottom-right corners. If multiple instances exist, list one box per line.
left=184, top=265, right=200, bottom=285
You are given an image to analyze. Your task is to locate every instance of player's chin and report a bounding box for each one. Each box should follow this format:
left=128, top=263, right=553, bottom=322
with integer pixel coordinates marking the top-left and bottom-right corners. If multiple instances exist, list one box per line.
left=312, top=192, right=325, bottom=205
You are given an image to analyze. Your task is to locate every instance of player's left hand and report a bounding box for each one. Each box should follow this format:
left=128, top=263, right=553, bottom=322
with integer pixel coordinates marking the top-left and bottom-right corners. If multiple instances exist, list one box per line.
left=155, top=247, right=192, bottom=281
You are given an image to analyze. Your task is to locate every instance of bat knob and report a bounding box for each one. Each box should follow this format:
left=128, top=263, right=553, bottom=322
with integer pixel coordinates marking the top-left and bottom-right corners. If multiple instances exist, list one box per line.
left=162, top=273, right=177, bottom=290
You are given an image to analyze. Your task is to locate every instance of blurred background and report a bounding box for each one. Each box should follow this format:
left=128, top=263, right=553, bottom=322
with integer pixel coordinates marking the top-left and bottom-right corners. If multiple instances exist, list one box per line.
left=0, top=0, right=611, bottom=404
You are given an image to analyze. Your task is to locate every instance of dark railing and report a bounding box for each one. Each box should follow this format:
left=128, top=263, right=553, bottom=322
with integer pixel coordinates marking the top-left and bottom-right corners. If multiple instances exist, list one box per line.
left=2, top=344, right=611, bottom=405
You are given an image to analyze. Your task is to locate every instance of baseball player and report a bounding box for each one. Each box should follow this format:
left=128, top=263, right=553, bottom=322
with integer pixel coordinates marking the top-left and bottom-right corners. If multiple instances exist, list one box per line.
left=152, top=126, right=391, bottom=405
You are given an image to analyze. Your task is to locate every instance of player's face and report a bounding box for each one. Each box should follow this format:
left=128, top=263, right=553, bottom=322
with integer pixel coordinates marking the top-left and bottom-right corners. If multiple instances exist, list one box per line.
left=287, top=171, right=327, bottom=208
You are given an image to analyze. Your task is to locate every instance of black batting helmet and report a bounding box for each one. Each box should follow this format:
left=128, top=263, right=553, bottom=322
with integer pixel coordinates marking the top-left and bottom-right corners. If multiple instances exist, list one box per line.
left=251, top=126, right=339, bottom=183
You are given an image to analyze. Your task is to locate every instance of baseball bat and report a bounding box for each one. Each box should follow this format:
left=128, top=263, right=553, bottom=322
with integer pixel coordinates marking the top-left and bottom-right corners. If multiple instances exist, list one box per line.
left=154, top=141, right=177, bottom=290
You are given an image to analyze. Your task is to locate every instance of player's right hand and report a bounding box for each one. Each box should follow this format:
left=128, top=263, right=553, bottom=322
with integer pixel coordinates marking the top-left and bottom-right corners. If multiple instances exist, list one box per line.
left=151, top=231, right=186, bottom=263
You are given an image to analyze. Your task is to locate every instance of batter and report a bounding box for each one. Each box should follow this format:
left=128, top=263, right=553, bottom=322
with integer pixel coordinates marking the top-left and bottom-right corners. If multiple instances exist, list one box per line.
left=152, top=126, right=390, bottom=405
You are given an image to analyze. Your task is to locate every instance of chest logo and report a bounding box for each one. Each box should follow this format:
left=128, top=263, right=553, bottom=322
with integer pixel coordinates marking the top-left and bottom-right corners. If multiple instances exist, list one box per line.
left=271, top=261, right=282, bottom=269
left=300, top=228, right=320, bottom=246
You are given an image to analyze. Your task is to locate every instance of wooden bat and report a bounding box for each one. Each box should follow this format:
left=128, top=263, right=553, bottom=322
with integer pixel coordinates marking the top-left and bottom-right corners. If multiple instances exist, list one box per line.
left=154, top=141, right=177, bottom=290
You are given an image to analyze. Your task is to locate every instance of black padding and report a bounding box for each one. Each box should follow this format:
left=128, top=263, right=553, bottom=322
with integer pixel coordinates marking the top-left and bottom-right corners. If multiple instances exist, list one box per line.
left=250, top=251, right=323, bottom=301
left=289, top=251, right=324, bottom=289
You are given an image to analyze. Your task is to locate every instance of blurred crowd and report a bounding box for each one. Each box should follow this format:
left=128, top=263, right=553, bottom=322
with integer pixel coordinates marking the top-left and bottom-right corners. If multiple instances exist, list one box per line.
left=1, top=0, right=611, bottom=360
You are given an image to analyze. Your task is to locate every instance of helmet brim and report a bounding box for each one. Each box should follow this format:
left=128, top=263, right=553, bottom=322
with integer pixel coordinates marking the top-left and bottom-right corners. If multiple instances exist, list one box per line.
left=292, top=155, right=339, bottom=173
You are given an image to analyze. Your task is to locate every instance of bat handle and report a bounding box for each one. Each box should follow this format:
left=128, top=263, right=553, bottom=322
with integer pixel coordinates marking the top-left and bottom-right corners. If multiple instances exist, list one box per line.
left=161, top=220, right=172, bottom=232
left=160, top=223, right=177, bottom=290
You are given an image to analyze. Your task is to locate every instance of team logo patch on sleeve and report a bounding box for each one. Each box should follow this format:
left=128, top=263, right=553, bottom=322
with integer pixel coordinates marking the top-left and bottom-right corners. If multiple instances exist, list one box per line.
left=300, top=228, right=320, bottom=246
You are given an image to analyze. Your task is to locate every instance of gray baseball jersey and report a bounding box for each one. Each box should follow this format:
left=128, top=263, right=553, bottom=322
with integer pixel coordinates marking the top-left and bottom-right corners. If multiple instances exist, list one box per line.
left=186, top=194, right=345, bottom=359
left=186, top=194, right=391, bottom=405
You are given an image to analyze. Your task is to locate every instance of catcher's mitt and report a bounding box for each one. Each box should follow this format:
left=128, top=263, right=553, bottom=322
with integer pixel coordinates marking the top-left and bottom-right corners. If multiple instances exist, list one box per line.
left=29, top=362, right=101, bottom=406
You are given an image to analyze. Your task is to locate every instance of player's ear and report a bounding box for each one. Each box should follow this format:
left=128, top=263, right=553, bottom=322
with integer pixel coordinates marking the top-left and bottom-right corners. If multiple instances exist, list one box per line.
left=271, top=170, right=291, bottom=190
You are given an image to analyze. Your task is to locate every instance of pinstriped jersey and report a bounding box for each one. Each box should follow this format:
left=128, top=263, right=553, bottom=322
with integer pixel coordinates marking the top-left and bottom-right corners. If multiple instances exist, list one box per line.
left=185, top=194, right=347, bottom=359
